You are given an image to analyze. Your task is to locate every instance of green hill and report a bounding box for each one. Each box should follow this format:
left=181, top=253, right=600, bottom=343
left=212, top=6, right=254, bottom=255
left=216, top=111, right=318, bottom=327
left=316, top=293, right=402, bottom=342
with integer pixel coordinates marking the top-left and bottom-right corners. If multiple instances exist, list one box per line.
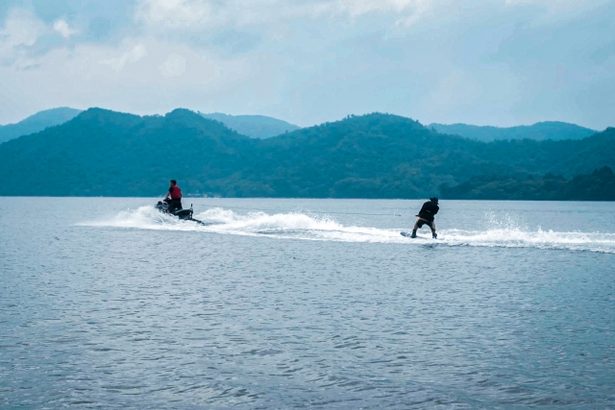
left=430, top=121, right=596, bottom=142
left=251, top=114, right=484, bottom=198
left=249, top=115, right=614, bottom=198
left=0, top=108, right=256, bottom=196
left=0, top=107, right=82, bottom=144
left=441, top=166, right=615, bottom=201
left=0, top=109, right=613, bottom=199
left=201, top=112, right=300, bottom=139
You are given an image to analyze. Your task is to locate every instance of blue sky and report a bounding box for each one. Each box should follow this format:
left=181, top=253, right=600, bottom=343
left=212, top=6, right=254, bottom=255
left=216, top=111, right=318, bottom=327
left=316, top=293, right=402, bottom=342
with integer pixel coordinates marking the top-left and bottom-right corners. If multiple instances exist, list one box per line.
left=0, top=0, right=613, bottom=128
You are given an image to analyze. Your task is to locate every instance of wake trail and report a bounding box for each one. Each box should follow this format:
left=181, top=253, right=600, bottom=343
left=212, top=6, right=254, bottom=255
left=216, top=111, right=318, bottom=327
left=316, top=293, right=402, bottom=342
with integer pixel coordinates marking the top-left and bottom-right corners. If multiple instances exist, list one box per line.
left=79, top=206, right=615, bottom=254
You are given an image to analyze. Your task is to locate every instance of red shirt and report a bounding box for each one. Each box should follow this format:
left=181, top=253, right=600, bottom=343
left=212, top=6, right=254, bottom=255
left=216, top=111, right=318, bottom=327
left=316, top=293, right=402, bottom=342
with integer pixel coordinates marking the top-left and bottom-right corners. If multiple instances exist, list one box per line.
left=169, top=185, right=182, bottom=200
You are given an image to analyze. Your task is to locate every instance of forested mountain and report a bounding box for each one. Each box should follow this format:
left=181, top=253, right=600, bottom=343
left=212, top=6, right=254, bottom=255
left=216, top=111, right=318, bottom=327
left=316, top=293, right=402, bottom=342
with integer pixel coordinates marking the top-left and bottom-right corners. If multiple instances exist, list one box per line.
left=0, top=109, right=613, bottom=199
left=0, top=108, right=256, bottom=196
left=430, top=121, right=596, bottom=142
left=0, top=107, right=82, bottom=144
left=201, top=112, right=300, bottom=138
left=441, top=166, right=615, bottom=200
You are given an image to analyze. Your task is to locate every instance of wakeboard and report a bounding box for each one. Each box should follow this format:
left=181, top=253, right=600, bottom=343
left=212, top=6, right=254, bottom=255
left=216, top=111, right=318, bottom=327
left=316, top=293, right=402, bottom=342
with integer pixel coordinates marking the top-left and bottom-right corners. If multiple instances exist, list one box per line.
left=400, top=231, right=435, bottom=239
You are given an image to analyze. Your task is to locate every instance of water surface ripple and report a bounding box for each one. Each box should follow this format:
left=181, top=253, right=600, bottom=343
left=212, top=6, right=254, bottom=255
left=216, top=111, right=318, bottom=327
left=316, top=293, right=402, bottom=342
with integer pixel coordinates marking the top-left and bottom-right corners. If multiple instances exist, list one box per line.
left=1, top=198, right=614, bottom=408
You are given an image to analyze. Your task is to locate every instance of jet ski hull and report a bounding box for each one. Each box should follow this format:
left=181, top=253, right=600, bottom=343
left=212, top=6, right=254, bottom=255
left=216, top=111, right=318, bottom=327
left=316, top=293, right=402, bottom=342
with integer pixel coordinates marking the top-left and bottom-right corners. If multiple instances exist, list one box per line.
left=156, top=201, right=194, bottom=220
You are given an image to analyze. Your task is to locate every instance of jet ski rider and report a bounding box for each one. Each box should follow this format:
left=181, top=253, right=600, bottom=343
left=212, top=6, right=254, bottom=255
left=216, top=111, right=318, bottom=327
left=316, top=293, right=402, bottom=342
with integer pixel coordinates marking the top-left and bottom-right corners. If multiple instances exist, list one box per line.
left=164, top=179, right=183, bottom=213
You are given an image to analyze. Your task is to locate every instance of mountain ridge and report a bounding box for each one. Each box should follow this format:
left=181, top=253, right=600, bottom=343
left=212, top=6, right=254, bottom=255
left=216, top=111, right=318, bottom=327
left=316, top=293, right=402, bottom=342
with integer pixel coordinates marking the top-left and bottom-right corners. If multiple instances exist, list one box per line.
left=429, top=121, right=597, bottom=142
left=4, top=107, right=599, bottom=144
left=0, top=107, right=82, bottom=144
left=200, top=112, right=300, bottom=139
left=1, top=109, right=613, bottom=199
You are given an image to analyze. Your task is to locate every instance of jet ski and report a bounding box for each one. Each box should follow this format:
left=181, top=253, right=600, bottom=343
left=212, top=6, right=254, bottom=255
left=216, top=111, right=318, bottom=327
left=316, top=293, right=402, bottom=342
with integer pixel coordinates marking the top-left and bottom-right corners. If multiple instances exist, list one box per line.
left=156, top=201, right=206, bottom=224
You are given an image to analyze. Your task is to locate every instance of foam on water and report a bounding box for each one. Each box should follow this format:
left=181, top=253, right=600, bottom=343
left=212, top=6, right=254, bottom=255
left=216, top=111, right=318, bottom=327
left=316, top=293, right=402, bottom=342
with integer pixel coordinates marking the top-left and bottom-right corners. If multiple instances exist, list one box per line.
left=81, top=206, right=615, bottom=254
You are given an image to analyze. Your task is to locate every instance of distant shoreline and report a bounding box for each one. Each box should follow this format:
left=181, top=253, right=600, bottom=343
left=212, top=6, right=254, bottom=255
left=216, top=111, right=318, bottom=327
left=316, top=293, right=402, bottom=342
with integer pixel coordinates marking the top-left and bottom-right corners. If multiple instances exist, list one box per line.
left=1, top=196, right=613, bottom=202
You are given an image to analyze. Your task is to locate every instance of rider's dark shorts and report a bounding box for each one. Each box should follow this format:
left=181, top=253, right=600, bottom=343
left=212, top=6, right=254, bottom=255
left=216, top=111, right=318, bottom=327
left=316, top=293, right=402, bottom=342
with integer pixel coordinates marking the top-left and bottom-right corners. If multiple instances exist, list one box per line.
left=416, top=219, right=434, bottom=229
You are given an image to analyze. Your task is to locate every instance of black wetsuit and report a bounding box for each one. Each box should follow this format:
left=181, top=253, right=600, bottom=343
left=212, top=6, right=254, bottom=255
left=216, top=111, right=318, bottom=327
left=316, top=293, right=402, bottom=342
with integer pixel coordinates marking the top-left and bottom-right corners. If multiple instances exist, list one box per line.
left=412, top=200, right=439, bottom=237
left=417, top=201, right=439, bottom=223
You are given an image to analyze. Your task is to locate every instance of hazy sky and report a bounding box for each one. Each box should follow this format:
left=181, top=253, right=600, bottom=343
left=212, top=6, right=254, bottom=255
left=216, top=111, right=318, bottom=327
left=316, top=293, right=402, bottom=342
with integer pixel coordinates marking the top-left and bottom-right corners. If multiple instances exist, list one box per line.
left=0, top=0, right=613, bottom=128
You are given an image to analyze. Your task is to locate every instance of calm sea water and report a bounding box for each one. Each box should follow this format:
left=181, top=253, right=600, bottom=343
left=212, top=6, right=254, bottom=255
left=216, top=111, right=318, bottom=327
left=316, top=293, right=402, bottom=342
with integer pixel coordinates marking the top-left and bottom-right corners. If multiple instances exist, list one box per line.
left=1, top=197, right=614, bottom=409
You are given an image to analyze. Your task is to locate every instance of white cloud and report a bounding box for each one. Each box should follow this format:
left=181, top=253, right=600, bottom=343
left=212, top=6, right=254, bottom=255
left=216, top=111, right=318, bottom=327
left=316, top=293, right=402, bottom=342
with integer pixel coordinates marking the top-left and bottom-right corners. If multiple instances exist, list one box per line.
left=160, top=53, right=187, bottom=77
left=133, top=0, right=435, bottom=33
left=334, top=0, right=428, bottom=16
left=504, top=0, right=612, bottom=22
left=53, top=19, right=77, bottom=38
left=0, top=34, right=257, bottom=122
left=504, top=0, right=590, bottom=6
left=135, top=0, right=213, bottom=28
left=0, top=10, right=77, bottom=67
left=0, top=0, right=613, bottom=129
left=0, top=8, right=46, bottom=49
left=103, top=43, right=148, bottom=71
left=0, top=8, right=49, bottom=69
left=298, top=0, right=436, bottom=27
